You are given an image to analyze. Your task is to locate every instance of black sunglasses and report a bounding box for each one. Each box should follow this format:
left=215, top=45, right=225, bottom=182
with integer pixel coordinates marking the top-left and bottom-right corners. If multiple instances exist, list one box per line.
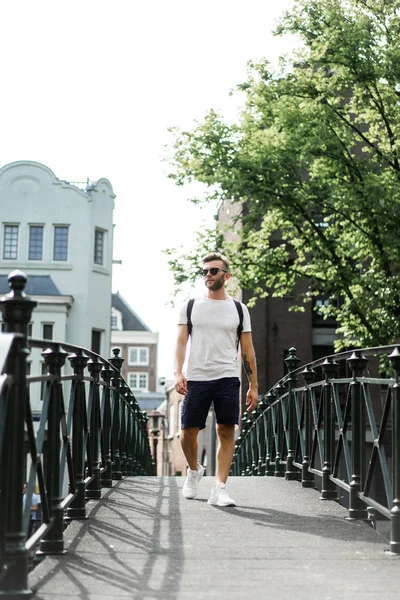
left=201, top=267, right=228, bottom=277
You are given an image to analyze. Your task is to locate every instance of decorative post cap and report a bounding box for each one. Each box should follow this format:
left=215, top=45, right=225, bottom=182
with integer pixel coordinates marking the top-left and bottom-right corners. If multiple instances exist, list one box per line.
left=109, top=347, right=124, bottom=372
left=346, top=351, right=368, bottom=378
left=285, top=347, right=301, bottom=373
left=321, top=357, right=339, bottom=380
left=302, top=365, right=317, bottom=385
left=7, top=269, right=28, bottom=296
left=0, top=270, right=37, bottom=334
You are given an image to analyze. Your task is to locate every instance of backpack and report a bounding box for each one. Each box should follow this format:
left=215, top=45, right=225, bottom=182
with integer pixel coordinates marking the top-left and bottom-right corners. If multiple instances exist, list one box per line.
left=186, top=298, right=244, bottom=349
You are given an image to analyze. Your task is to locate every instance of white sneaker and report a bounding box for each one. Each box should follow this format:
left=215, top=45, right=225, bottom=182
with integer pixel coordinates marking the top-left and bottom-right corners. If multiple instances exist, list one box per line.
left=207, top=483, right=236, bottom=507
left=182, top=463, right=205, bottom=499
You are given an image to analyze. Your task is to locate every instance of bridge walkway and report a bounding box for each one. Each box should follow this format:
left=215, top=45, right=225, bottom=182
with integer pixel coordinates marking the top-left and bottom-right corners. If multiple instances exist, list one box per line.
left=30, top=476, right=400, bottom=600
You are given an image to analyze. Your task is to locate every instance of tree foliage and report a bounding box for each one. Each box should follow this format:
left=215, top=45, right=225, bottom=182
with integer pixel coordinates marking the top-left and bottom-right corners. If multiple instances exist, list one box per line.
left=166, top=0, right=400, bottom=349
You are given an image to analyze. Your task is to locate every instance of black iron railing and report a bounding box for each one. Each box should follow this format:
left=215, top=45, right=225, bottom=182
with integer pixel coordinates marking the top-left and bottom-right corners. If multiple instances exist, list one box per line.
left=0, top=270, right=154, bottom=597
left=231, top=346, right=400, bottom=554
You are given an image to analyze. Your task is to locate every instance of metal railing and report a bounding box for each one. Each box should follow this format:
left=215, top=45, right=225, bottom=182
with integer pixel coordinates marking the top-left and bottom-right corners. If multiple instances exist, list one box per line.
left=0, top=270, right=154, bottom=597
left=231, top=346, right=400, bottom=554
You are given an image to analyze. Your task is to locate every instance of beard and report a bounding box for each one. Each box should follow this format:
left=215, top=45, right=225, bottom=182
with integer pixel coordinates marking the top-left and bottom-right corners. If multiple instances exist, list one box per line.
left=205, top=273, right=225, bottom=291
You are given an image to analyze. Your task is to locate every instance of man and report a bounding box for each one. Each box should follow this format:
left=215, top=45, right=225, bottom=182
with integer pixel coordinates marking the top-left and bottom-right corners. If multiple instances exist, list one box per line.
left=174, top=252, right=258, bottom=507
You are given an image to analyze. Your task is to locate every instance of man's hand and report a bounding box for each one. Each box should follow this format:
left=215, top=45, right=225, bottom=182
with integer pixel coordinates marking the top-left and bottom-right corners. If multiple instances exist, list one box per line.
left=246, top=388, right=258, bottom=412
left=175, top=373, right=188, bottom=396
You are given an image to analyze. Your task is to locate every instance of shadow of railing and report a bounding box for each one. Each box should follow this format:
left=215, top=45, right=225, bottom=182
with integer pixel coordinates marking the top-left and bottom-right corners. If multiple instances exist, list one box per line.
left=0, top=270, right=154, bottom=597
left=231, top=346, right=400, bottom=554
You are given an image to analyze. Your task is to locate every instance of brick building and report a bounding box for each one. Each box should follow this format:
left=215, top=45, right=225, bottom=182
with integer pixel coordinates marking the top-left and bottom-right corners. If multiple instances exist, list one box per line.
left=111, top=292, right=164, bottom=411
left=218, top=198, right=338, bottom=398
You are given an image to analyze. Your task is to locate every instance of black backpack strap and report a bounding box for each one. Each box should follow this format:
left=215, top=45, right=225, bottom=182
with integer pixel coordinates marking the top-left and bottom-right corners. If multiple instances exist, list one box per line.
left=187, top=298, right=195, bottom=337
left=234, top=300, right=244, bottom=348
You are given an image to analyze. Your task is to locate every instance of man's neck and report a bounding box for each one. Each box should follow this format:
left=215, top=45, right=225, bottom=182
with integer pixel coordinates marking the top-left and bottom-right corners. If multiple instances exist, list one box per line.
left=205, top=289, right=229, bottom=301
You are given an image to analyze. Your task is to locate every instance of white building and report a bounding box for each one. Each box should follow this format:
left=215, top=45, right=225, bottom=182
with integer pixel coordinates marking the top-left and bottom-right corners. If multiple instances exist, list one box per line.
left=0, top=160, right=115, bottom=413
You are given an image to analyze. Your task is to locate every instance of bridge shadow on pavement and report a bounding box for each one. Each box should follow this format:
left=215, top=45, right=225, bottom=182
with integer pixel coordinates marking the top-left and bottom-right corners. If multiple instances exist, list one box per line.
left=30, top=476, right=400, bottom=600
left=31, top=478, right=184, bottom=600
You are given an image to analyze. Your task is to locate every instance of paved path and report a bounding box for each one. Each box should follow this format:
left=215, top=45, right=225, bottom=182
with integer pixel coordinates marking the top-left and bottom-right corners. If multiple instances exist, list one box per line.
left=30, top=476, right=400, bottom=599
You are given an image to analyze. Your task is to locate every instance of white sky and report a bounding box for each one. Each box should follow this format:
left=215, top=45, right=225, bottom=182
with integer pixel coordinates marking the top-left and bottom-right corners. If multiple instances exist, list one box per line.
left=0, top=0, right=296, bottom=380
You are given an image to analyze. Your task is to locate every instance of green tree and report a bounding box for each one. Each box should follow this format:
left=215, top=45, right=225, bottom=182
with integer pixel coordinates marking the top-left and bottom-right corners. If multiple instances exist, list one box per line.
left=167, top=0, right=400, bottom=349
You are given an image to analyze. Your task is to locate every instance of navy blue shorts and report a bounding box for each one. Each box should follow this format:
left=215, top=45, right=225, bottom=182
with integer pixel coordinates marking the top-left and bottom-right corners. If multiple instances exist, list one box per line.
left=181, top=377, right=240, bottom=430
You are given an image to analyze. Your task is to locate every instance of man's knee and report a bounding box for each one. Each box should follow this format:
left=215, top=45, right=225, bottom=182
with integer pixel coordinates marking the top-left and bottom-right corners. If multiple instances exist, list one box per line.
left=181, top=427, right=199, bottom=443
left=216, top=423, right=235, bottom=442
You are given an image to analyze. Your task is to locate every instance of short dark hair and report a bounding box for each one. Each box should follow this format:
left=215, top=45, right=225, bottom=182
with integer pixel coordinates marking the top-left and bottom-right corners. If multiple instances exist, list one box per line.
left=202, top=252, right=230, bottom=271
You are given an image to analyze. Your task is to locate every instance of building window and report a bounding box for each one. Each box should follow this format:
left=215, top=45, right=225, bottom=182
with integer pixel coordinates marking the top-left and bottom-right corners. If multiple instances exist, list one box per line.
left=315, top=299, right=330, bottom=316
left=91, top=330, right=102, bottom=354
left=27, top=323, right=33, bottom=337
left=28, top=225, right=44, bottom=260
left=53, top=226, right=69, bottom=261
left=110, top=308, right=123, bottom=331
left=128, top=372, right=149, bottom=391
left=3, top=225, right=19, bottom=259
left=1, top=323, right=6, bottom=332
left=42, top=323, right=53, bottom=340
left=94, top=229, right=104, bottom=265
left=128, top=347, right=149, bottom=366
left=168, top=404, right=175, bottom=438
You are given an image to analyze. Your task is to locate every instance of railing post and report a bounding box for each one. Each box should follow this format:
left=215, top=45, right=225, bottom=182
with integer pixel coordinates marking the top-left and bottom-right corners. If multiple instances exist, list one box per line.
left=100, top=365, right=113, bottom=487
left=141, top=411, right=150, bottom=475
left=109, top=349, right=124, bottom=480
left=240, top=413, right=251, bottom=475
left=250, top=411, right=258, bottom=475
left=346, top=351, right=368, bottom=518
left=66, top=350, right=89, bottom=519
left=0, top=270, right=36, bottom=597
left=389, top=347, right=400, bottom=553
left=265, top=390, right=276, bottom=476
left=301, top=366, right=316, bottom=488
left=257, top=397, right=266, bottom=475
left=132, top=402, right=140, bottom=475
left=320, top=357, right=338, bottom=500
left=40, top=344, right=69, bottom=554
left=86, top=357, right=103, bottom=499
left=284, top=348, right=301, bottom=480
left=274, top=383, right=286, bottom=477
left=244, top=413, right=253, bottom=476
left=119, top=395, right=128, bottom=476
left=124, top=388, right=134, bottom=476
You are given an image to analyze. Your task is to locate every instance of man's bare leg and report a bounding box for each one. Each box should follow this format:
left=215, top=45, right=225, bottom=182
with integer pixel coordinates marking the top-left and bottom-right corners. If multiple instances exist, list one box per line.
left=180, top=427, right=200, bottom=470
left=215, top=424, right=235, bottom=483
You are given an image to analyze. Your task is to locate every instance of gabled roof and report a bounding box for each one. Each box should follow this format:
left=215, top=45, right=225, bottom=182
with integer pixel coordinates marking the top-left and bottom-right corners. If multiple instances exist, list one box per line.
left=0, top=275, right=61, bottom=296
left=112, top=292, right=150, bottom=331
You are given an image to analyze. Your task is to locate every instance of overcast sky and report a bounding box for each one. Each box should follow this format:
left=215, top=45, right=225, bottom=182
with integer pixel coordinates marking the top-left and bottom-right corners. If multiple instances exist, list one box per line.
left=0, top=0, right=296, bottom=380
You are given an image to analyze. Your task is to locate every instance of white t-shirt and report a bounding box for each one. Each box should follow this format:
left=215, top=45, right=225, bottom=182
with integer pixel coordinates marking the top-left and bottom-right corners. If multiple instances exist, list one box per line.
left=178, top=296, right=252, bottom=381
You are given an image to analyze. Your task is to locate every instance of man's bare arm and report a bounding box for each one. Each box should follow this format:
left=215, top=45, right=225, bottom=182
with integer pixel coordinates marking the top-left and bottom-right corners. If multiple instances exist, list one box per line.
left=174, top=324, right=189, bottom=395
left=240, top=332, right=258, bottom=411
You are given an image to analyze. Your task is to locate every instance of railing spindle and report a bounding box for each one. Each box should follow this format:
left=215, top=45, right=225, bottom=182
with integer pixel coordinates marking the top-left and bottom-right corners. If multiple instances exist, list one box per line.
left=40, top=344, right=69, bottom=554
left=346, top=351, right=368, bottom=518
left=388, top=347, right=400, bottom=552
left=86, top=357, right=103, bottom=499
left=320, top=357, right=338, bottom=500
left=301, top=366, right=316, bottom=488
left=67, top=350, right=89, bottom=519
left=0, top=270, right=36, bottom=596
left=284, top=348, right=301, bottom=480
